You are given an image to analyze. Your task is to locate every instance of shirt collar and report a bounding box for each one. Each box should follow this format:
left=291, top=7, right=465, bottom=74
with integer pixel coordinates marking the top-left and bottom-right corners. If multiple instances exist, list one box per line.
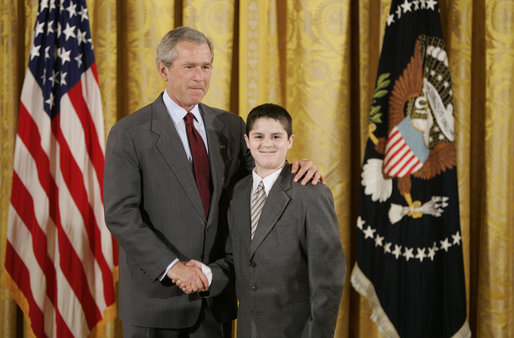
left=252, top=167, right=284, bottom=196
left=163, top=89, right=202, bottom=125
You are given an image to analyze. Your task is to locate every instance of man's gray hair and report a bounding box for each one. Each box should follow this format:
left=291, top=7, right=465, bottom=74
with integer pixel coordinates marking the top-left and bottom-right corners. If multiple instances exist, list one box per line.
left=156, top=26, right=214, bottom=67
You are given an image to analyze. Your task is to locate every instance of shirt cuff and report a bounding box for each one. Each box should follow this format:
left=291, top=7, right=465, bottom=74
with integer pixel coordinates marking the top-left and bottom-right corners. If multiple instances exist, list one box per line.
left=160, top=258, right=179, bottom=281
left=201, top=263, right=212, bottom=286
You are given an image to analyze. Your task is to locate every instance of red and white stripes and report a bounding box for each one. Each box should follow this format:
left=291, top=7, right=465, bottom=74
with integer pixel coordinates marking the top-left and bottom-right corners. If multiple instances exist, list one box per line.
left=383, top=127, right=424, bottom=177
left=5, top=65, right=116, bottom=337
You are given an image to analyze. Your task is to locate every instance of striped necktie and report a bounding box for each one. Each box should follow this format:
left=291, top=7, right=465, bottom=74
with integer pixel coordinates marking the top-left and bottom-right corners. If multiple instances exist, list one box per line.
left=250, top=181, right=266, bottom=240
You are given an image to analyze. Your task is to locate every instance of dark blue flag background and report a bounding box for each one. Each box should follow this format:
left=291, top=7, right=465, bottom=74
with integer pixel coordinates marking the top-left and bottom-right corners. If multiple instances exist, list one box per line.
left=351, top=1, right=471, bottom=337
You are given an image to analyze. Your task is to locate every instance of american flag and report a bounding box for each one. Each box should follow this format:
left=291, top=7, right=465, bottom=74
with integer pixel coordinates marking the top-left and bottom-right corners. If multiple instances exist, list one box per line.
left=3, top=0, right=117, bottom=336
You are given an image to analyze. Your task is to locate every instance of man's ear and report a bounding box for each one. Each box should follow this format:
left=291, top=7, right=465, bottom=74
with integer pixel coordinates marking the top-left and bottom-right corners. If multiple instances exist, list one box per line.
left=158, top=61, right=168, bottom=81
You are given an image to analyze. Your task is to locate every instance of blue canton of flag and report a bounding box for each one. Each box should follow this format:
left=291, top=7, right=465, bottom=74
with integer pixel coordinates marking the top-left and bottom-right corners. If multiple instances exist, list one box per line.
left=29, top=0, right=94, bottom=118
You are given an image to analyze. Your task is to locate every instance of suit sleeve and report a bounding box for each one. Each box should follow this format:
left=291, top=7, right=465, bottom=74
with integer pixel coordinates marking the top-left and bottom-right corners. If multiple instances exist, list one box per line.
left=207, top=204, right=235, bottom=297
left=104, top=123, right=179, bottom=281
left=302, top=187, right=346, bottom=338
left=205, top=118, right=247, bottom=297
left=239, top=117, right=254, bottom=174
left=230, top=115, right=254, bottom=184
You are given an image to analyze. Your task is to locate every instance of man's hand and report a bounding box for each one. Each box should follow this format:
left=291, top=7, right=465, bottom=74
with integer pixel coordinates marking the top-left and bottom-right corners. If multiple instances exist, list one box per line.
left=185, top=259, right=203, bottom=269
left=167, top=261, right=209, bottom=294
left=291, top=159, right=326, bottom=185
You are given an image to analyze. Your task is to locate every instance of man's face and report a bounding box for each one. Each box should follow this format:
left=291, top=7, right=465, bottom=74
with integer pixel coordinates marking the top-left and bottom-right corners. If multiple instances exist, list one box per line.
left=159, top=41, right=212, bottom=111
left=244, top=117, right=294, bottom=178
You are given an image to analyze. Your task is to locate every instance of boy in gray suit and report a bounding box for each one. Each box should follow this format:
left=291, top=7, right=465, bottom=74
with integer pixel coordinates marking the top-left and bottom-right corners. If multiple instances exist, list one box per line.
left=227, top=103, right=346, bottom=338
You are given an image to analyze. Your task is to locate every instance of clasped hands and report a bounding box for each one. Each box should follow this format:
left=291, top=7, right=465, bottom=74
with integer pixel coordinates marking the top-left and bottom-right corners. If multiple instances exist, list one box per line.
left=167, top=259, right=209, bottom=295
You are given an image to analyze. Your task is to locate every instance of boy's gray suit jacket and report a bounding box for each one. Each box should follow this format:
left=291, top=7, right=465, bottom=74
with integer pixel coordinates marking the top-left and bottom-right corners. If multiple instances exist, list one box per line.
left=228, top=164, right=346, bottom=338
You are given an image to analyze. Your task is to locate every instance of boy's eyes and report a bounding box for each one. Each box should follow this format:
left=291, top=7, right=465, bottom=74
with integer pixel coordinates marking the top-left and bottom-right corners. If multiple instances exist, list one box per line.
left=251, top=134, right=284, bottom=139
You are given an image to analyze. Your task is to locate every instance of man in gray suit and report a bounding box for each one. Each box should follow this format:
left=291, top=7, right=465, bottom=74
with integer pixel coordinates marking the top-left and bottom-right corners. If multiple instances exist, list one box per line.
left=104, top=27, right=322, bottom=337
left=226, top=103, right=346, bottom=338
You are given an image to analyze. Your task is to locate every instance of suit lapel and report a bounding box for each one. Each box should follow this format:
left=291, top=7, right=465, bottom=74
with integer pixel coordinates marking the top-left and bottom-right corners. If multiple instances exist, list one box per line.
left=151, top=95, right=205, bottom=219
left=250, top=166, right=293, bottom=257
left=200, top=103, right=227, bottom=227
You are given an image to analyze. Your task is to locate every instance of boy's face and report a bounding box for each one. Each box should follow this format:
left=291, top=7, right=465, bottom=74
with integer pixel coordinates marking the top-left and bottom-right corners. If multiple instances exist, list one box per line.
left=244, top=117, right=294, bottom=177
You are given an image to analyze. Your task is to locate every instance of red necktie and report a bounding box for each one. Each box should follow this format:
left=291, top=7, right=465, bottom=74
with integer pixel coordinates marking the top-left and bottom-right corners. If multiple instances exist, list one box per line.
left=184, top=112, right=211, bottom=217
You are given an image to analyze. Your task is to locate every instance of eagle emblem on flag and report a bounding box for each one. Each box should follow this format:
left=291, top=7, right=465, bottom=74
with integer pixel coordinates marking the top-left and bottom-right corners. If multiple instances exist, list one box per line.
left=365, top=36, right=457, bottom=223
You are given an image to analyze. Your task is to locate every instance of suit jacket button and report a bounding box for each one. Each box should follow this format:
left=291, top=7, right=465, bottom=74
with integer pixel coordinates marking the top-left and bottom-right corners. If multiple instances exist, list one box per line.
left=249, top=261, right=256, bottom=267
left=251, top=285, right=257, bottom=291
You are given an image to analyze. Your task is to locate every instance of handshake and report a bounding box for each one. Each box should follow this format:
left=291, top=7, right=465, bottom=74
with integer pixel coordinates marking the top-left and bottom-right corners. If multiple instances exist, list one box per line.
left=167, top=259, right=210, bottom=295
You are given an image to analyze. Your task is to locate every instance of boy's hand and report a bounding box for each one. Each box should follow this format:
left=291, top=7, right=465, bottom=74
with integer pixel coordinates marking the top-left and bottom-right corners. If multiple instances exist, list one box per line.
left=291, top=159, right=326, bottom=185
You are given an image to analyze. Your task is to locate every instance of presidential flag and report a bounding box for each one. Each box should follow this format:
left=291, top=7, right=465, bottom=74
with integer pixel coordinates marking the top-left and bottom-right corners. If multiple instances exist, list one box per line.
left=2, top=0, right=116, bottom=336
left=351, top=1, right=471, bottom=337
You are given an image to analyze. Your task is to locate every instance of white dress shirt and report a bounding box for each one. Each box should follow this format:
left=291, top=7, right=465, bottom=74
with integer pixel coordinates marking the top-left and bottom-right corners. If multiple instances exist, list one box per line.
left=162, top=89, right=209, bottom=160
left=251, top=166, right=283, bottom=197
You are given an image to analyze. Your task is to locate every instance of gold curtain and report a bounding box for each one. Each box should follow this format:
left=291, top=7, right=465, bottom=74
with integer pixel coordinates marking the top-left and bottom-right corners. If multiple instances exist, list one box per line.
left=1, top=0, right=513, bottom=337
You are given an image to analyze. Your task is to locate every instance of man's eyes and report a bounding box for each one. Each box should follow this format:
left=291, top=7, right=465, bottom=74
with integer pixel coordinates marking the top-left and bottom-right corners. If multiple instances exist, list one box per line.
left=183, top=65, right=212, bottom=70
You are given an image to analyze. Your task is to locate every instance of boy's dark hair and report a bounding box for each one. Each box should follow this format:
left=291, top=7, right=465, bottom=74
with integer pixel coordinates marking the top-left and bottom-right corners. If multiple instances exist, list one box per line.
left=246, top=103, right=293, bottom=137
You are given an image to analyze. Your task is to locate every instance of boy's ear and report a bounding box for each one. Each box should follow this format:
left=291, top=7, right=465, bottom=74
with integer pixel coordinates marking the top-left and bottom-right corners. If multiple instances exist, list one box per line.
left=287, top=134, right=294, bottom=149
left=244, top=134, right=250, bottom=148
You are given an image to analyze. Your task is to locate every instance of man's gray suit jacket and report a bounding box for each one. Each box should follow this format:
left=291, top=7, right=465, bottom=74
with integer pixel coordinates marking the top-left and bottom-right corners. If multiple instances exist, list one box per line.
left=104, top=94, right=253, bottom=328
left=227, top=164, right=346, bottom=338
